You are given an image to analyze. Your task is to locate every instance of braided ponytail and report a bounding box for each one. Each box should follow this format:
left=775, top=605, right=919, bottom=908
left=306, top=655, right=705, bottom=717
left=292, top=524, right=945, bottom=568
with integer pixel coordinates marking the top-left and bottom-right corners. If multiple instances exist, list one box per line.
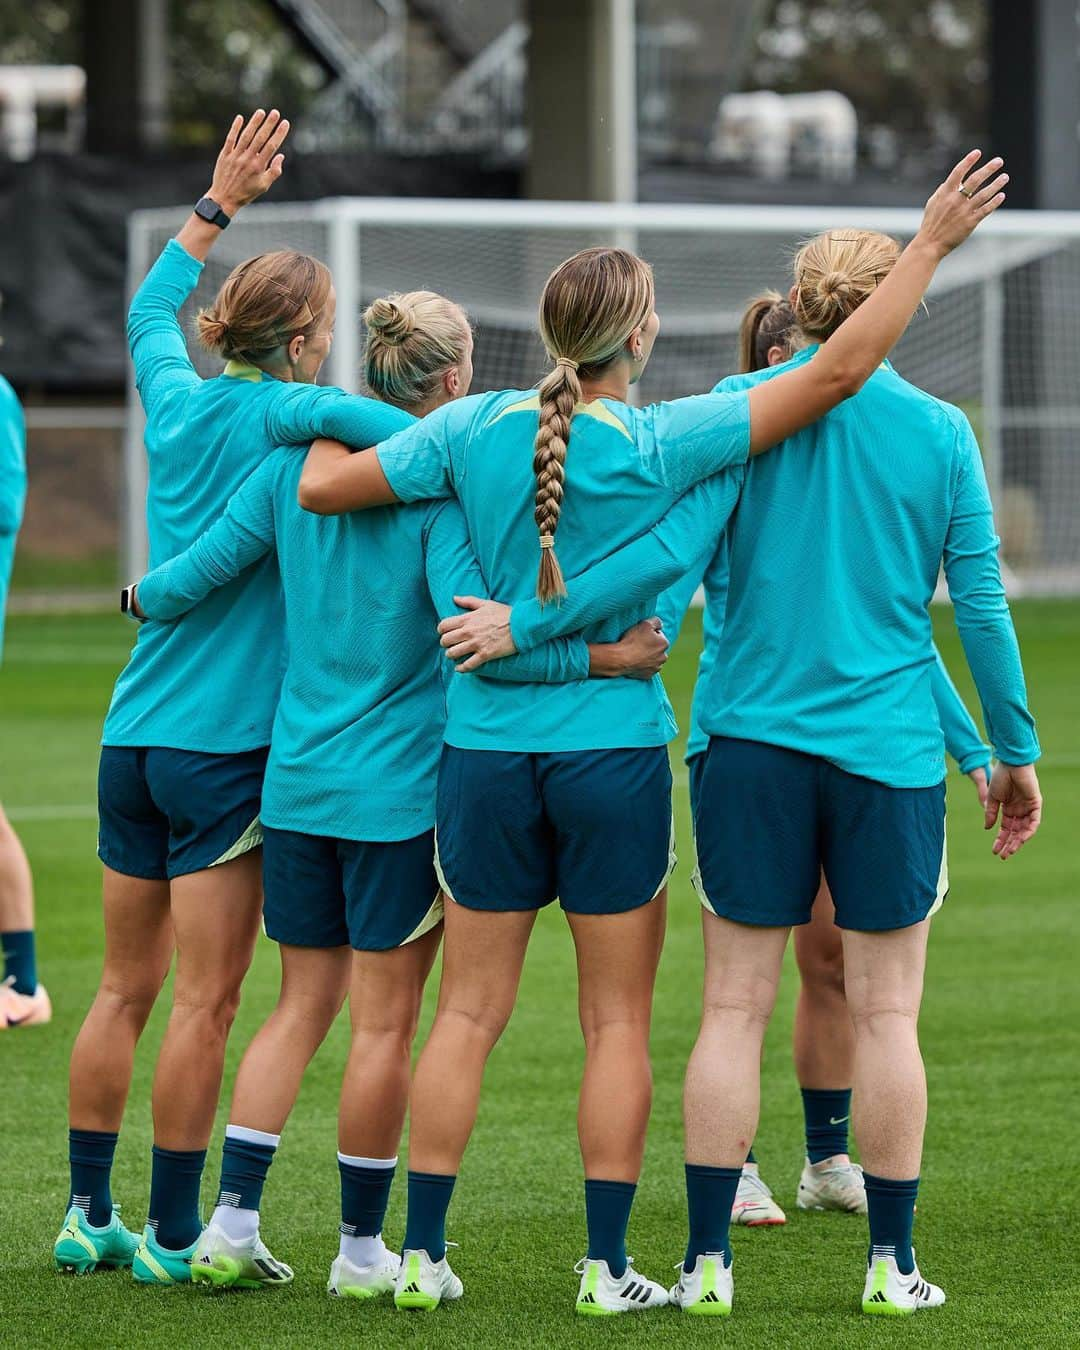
left=533, top=356, right=579, bottom=602
left=533, top=247, right=655, bottom=604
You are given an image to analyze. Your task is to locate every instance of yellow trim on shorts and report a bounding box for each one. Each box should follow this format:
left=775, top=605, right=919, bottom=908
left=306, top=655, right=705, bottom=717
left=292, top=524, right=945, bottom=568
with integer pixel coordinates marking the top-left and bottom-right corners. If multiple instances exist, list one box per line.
left=401, top=892, right=445, bottom=946
left=927, top=825, right=949, bottom=918
left=210, top=816, right=263, bottom=868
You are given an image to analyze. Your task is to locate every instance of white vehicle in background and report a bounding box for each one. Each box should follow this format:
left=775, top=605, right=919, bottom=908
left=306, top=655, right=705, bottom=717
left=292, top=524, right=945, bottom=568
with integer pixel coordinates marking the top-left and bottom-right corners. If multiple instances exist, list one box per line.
left=711, top=89, right=858, bottom=181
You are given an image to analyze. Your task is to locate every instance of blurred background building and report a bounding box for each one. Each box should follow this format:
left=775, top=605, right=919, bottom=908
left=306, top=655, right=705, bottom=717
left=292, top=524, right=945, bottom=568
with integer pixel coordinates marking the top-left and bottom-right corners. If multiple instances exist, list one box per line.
left=1, top=0, right=1078, bottom=595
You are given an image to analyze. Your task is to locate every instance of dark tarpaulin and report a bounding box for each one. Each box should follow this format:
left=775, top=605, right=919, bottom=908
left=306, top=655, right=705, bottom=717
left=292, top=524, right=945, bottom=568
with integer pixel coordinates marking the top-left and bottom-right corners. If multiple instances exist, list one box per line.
left=0, top=152, right=519, bottom=394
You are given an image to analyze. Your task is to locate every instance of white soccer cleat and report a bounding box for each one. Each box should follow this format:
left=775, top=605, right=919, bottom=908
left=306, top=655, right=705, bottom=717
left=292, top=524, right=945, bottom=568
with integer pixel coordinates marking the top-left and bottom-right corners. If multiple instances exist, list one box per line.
left=574, top=1257, right=669, bottom=1315
left=0, top=976, right=51, bottom=1028
left=393, top=1248, right=464, bottom=1311
left=862, top=1249, right=945, bottom=1315
left=328, top=1245, right=400, bottom=1300
left=797, top=1156, right=868, bottom=1213
left=669, top=1253, right=733, bottom=1316
left=190, top=1219, right=294, bottom=1289
left=732, top=1163, right=786, bottom=1226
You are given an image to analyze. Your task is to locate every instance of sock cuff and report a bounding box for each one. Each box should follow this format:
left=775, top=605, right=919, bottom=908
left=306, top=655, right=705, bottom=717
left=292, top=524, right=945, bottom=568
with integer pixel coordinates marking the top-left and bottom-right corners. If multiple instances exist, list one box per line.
left=225, top=1124, right=281, bottom=1149
left=863, top=1172, right=920, bottom=1198
left=69, top=1128, right=119, bottom=1146
left=407, top=1170, right=457, bottom=1186
left=685, top=1163, right=743, bottom=1181
left=584, top=1177, right=637, bottom=1196
left=800, top=1086, right=852, bottom=1102
left=337, top=1152, right=397, bottom=1170
left=151, top=1145, right=207, bottom=1165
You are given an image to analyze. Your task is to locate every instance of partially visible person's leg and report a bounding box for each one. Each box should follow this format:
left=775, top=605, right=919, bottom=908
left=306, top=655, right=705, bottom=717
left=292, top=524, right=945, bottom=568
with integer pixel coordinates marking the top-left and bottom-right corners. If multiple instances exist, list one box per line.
left=0, top=803, right=46, bottom=1020
left=793, top=879, right=865, bottom=1213
left=146, top=851, right=262, bottom=1254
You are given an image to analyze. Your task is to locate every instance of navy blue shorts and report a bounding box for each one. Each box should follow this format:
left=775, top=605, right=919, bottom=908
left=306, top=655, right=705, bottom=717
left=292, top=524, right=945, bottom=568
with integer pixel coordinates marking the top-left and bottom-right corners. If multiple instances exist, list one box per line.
left=436, top=745, right=675, bottom=915
left=693, top=737, right=948, bottom=932
left=97, top=745, right=268, bottom=881
left=261, top=826, right=442, bottom=951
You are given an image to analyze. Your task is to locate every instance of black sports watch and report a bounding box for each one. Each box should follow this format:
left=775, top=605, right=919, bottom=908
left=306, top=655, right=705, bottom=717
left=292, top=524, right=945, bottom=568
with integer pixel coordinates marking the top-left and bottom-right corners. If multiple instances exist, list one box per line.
left=120, top=584, right=145, bottom=623
left=194, top=195, right=231, bottom=229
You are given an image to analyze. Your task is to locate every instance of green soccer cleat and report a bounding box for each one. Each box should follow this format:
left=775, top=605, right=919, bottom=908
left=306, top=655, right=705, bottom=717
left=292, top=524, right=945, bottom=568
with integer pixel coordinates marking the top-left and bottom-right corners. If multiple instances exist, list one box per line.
left=54, top=1205, right=140, bottom=1274
left=131, top=1225, right=201, bottom=1285
left=393, top=1248, right=463, bottom=1311
left=669, top=1253, right=733, bottom=1317
left=190, top=1219, right=294, bottom=1289
left=862, top=1250, right=945, bottom=1316
left=574, top=1257, right=669, bottom=1315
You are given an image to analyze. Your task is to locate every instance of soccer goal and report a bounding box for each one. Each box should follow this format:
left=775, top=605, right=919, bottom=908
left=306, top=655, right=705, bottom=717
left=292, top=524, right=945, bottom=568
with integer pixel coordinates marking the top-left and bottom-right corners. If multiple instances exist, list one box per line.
left=126, top=198, right=1080, bottom=594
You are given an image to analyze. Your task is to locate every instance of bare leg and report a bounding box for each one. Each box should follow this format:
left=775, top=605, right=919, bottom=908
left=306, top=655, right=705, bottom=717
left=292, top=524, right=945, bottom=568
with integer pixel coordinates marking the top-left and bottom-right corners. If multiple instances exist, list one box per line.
left=567, top=891, right=666, bottom=1181
left=151, top=851, right=263, bottom=1150
left=793, top=879, right=854, bottom=1092
left=69, top=867, right=173, bottom=1132
left=0, top=803, right=34, bottom=932
left=338, top=925, right=442, bottom=1159
left=842, top=920, right=930, bottom=1179
left=684, top=913, right=790, bottom=1167
left=229, top=943, right=351, bottom=1135
left=407, top=904, right=536, bottom=1175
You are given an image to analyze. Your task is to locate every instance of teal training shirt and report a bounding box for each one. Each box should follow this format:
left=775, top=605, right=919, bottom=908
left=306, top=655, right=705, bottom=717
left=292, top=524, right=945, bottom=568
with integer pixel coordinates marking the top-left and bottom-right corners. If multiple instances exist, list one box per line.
left=374, top=387, right=751, bottom=753
left=137, top=449, right=592, bottom=840
left=694, top=349, right=1038, bottom=786
left=0, top=375, right=26, bottom=659
left=103, top=238, right=414, bottom=753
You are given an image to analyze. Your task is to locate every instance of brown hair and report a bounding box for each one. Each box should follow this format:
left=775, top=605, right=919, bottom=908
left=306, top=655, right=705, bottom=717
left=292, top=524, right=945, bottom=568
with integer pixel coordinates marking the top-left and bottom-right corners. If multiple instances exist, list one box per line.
left=196, top=250, right=333, bottom=365
left=532, top=247, right=655, bottom=603
left=737, top=290, right=800, bottom=374
left=363, top=291, right=471, bottom=412
left=792, top=229, right=902, bottom=341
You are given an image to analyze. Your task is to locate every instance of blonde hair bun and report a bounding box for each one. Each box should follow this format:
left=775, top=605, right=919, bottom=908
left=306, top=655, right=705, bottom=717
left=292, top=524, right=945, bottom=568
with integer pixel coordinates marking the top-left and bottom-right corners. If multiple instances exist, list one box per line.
left=792, top=229, right=901, bottom=341
left=195, top=312, right=231, bottom=353
left=820, top=271, right=855, bottom=306
left=364, top=295, right=416, bottom=347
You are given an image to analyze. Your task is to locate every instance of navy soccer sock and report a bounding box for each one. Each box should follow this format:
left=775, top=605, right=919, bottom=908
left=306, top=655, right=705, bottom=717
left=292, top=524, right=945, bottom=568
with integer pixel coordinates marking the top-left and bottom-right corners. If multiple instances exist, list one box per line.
left=584, top=1178, right=636, bottom=1279
left=745, top=1145, right=757, bottom=1165
left=339, top=1154, right=396, bottom=1238
left=864, top=1172, right=919, bottom=1276
left=801, top=1087, right=852, bottom=1163
left=148, top=1145, right=207, bottom=1251
left=68, top=1129, right=118, bottom=1228
left=684, top=1164, right=741, bottom=1271
left=217, top=1128, right=277, bottom=1213
left=2, top=929, right=37, bottom=995
left=403, top=1171, right=456, bottom=1262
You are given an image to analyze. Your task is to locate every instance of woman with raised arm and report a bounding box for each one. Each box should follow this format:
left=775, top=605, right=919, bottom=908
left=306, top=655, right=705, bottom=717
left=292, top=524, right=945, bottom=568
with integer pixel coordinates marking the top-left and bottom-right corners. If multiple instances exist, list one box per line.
left=54, top=111, right=422, bottom=1285
left=126, top=291, right=666, bottom=1296
left=291, top=154, right=1006, bottom=1319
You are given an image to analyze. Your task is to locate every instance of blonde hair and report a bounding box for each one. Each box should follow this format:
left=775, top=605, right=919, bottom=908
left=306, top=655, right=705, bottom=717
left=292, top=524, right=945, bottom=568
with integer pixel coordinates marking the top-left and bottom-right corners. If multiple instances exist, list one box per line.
left=532, top=247, right=655, bottom=603
left=737, top=290, right=800, bottom=374
left=792, top=229, right=902, bottom=341
left=363, top=291, right=471, bottom=412
left=196, top=250, right=332, bottom=364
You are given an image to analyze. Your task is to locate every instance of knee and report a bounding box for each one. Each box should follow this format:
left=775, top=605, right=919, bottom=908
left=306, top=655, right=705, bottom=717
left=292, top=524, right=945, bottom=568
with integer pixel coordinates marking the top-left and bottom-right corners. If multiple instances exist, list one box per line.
left=849, top=998, right=920, bottom=1037
left=438, top=995, right=512, bottom=1049
left=797, top=944, right=846, bottom=1002
left=579, top=1002, right=652, bottom=1050
left=171, top=980, right=244, bottom=1033
left=701, top=981, right=775, bottom=1036
left=95, top=976, right=164, bottom=1031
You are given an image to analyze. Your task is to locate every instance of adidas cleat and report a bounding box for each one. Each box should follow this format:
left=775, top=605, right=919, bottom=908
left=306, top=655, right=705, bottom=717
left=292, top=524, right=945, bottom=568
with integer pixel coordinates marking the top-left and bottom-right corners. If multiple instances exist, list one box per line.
left=1, top=976, right=51, bottom=1028
left=394, top=1248, right=463, bottom=1311
left=574, top=1257, right=669, bottom=1316
left=54, top=1205, right=139, bottom=1274
left=131, top=1226, right=200, bottom=1284
left=328, top=1246, right=400, bottom=1299
left=862, top=1250, right=945, bottom=1316
left=797, top=1156, right=867, bottom=1213
left=670, top=1253, right=733, bottom=1317
left=190, top=1219, right=293, bottom=1289
left=732, top=1163, right=786, bottom=1226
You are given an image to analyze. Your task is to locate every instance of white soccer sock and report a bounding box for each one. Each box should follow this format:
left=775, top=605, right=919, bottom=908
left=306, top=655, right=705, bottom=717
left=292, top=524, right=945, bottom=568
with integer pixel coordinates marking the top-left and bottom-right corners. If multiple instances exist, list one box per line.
left=212, top=1204, right=260, bottom=1241
left=339, top=1230, right=389, bottom=1268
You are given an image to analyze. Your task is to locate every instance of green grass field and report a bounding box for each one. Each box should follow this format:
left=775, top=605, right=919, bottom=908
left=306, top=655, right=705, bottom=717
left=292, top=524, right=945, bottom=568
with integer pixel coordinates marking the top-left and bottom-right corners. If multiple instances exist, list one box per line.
left=1, top=603, right=1078, bottom=1347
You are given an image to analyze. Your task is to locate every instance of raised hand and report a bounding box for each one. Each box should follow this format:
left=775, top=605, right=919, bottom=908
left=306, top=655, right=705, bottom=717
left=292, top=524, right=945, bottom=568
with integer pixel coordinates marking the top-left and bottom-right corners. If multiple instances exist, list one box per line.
left=207, top=109, right=291, bottom=217
left=917, top=150, right=1008, bottom=258
left=984, top=761, right=1043, bottom=859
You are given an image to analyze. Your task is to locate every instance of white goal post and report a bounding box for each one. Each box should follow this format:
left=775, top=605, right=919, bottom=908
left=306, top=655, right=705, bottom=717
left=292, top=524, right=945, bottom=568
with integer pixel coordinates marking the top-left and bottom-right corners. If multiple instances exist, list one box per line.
left=126, top=198, right=1080, bottom=594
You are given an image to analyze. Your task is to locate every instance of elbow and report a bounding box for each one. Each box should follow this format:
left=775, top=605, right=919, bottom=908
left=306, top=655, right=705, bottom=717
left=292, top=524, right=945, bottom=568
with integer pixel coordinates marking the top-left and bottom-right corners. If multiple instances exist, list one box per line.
left=297, top=473, right=335, bottom=515
left=829, top=360, right=865, bottom=401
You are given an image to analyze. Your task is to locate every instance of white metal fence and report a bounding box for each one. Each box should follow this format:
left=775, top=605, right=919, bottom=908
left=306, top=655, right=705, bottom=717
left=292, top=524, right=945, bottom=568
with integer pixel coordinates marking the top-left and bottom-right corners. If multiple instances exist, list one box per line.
left=127, top=198, right=1080, bottom=593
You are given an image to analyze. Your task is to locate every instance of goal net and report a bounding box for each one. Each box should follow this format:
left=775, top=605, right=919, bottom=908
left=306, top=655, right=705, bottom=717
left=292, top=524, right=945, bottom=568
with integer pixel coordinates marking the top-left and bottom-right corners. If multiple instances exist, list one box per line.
left=127, top=199, right=1080, bottom=594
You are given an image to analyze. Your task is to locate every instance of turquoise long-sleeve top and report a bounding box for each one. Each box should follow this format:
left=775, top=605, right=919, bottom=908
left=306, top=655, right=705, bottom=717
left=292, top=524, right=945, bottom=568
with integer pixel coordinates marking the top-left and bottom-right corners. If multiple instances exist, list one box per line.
left=695, top=350, right=1038, bottom=785
left=103, top=238, right=414, bottom=753
left=0, top=375, right=27, bottom=660
left=655, top=544, right=992, bottom=774
left=374, top=388, right=750, bottom=752
left=137, top=449, right=592, bottom=840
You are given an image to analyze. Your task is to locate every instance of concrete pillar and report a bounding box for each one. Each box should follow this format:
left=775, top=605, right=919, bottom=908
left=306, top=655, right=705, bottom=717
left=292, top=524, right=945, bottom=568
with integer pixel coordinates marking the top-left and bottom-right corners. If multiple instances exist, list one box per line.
left=84, top=0, right=169, bottom=153
left=990, top=0, right=1080, bottom=208
left=526, top=0, right=637, bottom=201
